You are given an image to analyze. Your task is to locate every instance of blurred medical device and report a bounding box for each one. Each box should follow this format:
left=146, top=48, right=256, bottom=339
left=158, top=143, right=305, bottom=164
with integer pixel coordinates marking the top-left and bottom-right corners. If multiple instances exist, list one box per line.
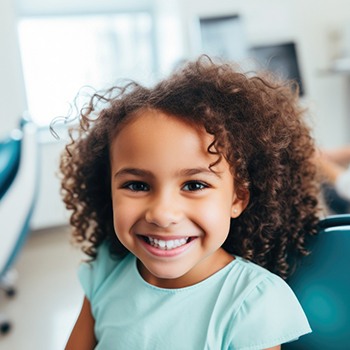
left=0, top=118, right=39, bottom=334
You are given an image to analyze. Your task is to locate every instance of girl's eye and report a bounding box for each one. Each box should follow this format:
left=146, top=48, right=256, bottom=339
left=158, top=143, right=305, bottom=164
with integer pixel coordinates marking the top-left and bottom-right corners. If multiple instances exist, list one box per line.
left=123, top=181, right=150, bottom=192
left=182, top=181, right=208, bottom=192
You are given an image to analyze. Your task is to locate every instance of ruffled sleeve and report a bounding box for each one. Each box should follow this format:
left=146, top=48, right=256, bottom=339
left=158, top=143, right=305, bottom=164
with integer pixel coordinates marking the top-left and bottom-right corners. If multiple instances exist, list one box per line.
left=230, top=273, right=311, bottom=350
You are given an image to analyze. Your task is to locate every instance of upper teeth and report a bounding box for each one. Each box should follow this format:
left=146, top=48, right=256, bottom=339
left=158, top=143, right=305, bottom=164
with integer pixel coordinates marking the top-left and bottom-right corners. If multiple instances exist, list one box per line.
left=148, top=237, right=188, bottom=250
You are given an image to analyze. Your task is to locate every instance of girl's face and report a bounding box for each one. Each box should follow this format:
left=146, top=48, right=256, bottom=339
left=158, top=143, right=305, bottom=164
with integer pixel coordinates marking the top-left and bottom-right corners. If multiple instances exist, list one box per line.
left=110, top=109, right=248, bottom=288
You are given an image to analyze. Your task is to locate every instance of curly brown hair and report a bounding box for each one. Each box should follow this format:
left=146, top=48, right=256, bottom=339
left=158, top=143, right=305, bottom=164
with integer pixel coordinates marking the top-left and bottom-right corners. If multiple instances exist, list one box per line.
left=59, top=56, right=320, bottom=280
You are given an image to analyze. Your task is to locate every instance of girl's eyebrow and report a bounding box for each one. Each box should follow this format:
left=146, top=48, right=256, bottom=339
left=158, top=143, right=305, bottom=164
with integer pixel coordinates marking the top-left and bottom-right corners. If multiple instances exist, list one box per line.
left=114, top=168, right=152, bottom=179
left=177, top=167, right=222, bottom=178
left=113, top=167, right=221, bottom=179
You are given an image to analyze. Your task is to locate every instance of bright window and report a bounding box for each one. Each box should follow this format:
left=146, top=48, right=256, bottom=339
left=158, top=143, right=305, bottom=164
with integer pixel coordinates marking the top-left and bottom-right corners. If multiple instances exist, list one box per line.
left=18, top=13, right=155, bottom=126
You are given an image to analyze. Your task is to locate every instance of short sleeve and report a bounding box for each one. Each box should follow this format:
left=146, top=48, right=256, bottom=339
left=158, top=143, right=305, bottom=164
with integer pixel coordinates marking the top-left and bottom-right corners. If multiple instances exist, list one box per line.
left=78, top=243, right=118, bottom=302
left=230, top=274, right=311, bottom=350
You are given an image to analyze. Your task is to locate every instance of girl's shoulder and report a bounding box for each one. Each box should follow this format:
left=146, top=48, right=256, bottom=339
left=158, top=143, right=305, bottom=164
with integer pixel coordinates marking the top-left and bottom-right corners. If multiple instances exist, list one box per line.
left=78, top=242, right=130, bottom=301
left=227, top=257, right=311, bottom=349
left=231, top=255, right=285, bottom=287
left=232, top=256, right=299, bottom=304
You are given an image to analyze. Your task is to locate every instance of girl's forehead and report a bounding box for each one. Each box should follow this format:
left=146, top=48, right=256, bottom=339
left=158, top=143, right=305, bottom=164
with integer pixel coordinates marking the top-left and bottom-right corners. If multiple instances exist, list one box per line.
left=112, top=108, right=207, bottom=141
left=110, top=109, right=214, bottom=159
left=109, top=108, right=234, bottom=179
left=109, top=108, right=232, bottom=178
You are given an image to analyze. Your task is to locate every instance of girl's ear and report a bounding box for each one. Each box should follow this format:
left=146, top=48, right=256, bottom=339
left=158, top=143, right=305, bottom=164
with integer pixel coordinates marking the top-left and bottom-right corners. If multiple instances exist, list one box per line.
left=231, top=189, right=250, bottom=218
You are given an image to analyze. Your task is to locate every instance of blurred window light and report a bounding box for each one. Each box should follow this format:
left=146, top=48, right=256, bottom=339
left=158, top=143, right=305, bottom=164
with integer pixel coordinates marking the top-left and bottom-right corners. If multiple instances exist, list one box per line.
left=18, top=13, right=155, bottom=126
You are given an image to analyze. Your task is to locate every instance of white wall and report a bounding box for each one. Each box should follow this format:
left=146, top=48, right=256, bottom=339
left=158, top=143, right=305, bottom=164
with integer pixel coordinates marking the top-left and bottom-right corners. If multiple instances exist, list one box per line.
left=2, top=0, right=350, bottom=229
left=32, top=135, right=69, bottom=229
left=291, top=0, right=350, bottom=147
left=0, top=0, right=27, bottom=137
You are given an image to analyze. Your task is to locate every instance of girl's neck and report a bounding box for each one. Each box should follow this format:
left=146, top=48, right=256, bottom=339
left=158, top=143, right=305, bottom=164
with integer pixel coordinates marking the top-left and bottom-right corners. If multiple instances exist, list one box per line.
left=137, top=248, right=234, bottom=289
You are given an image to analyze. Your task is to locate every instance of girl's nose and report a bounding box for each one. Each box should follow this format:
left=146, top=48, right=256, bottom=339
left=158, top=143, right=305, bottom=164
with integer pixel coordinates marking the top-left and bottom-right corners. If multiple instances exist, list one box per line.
left=145, top=192, right=183, bottom=228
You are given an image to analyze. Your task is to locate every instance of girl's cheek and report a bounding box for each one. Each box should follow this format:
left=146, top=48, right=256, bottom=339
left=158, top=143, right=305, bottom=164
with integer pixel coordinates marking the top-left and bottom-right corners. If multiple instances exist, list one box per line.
left=113, top=201, right=141, bottom=226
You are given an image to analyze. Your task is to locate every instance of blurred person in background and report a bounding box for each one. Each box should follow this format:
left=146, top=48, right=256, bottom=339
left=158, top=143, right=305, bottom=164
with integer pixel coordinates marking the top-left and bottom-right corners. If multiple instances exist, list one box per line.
left=316, top=145, right=350, bottom=214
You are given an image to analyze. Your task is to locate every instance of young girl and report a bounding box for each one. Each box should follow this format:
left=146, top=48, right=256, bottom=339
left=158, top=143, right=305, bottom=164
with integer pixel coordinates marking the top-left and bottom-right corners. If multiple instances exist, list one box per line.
left=61, top=56, right=320, bottom=349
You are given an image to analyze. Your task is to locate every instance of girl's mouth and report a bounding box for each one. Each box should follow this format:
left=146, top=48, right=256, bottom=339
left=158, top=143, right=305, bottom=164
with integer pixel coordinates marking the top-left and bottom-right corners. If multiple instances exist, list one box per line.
left=145, top=236, right=190, bottom=250
left=138, top=235, right=197, bottom=256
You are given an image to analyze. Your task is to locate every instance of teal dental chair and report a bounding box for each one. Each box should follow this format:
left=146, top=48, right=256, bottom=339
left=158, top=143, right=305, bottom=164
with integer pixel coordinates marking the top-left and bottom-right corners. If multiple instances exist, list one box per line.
left=284, top=214, right=350, bottom=349
left=0, top=119, right=39, bottom=334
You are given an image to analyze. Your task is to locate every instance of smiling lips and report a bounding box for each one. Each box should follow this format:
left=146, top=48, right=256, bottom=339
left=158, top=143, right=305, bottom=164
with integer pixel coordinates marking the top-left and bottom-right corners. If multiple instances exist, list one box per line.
left=147, top=237, right=189, bottom=250
left=139, top=235, right=195, bottom=256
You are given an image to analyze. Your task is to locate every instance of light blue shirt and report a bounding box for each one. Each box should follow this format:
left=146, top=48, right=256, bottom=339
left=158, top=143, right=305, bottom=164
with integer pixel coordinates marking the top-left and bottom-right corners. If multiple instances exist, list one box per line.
left=79, top=244, right=311, bottom=349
